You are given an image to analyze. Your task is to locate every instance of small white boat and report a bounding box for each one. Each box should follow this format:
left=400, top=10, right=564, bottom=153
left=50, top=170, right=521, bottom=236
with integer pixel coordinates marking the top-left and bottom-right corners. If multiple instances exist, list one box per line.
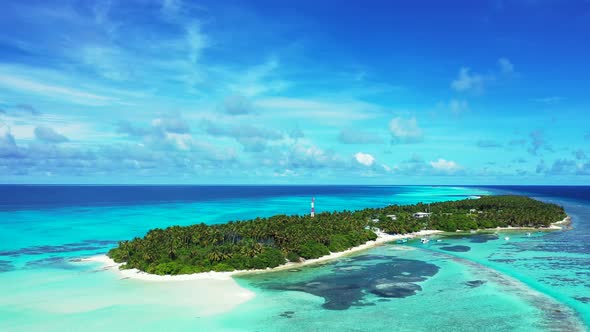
left=436, top=239, right=442, bottom=242
left=504, top=236, right=510, bottom=240
left=421, top=238, right=430, bottom=244
left=526, top=232, right=531, bottom=237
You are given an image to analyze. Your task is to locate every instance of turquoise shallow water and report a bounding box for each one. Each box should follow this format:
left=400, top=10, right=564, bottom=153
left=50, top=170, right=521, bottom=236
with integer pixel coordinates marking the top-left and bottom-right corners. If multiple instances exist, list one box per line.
left=0, top=185, right=588, bottom=331
left=223, top=244, right=582, bottom=332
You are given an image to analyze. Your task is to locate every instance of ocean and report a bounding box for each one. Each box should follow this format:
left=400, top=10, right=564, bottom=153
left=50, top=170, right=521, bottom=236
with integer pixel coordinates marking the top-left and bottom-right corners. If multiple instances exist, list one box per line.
left=0, top=185, right=588, bottom=331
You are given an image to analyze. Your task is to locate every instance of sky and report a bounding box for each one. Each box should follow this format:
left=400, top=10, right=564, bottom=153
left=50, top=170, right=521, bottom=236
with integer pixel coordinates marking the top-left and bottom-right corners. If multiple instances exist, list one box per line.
left=0, top=0, right=589, bottom=185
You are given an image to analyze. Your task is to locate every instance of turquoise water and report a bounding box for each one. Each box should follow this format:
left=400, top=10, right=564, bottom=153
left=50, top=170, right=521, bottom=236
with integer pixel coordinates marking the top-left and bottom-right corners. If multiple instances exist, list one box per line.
left=222, top=245, right=582, bottom=331
left=0, top=185, right=588, bottom=331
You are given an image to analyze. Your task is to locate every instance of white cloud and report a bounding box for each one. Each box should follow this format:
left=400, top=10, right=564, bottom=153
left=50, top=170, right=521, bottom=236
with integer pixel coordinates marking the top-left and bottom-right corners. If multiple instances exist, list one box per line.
left=531, top=96, right=563, bottom=105
left=255, top=97, right=380, bottom=123
left=152, top=113, right=191, bottom=134
left=430, top=158, right=462, bottom=173
left=1, top=113, right=111, bottom=142
left=0, top=130, right=20, bottom=158
left=186, top=23, right=208, bottom=64
left=0, top=74, right=116, bottom=105
left=448, top=99, right=469, bottom=115
left=0, top=122, right=11, bottom=137
left=226, top=58, right=288, bottom=97
left=338, top=128, right=382, bottom=144
left=498, top=57, right=514, bottom=74
left=389, top=117, right=423, bottom=143
left=165, top=132, right=192, bottom=150
left=354, top=152, right=375, bottom=166
left=222, top=95, right=253, bottom=115
left=79, top=46, right=131, bottom=81
left=34, top=126, right=69, bottom=143
left=273, top=169, right=297, bottom=177
left=296, top=144, right=331, bottom=162
left=272, top=141, right=342, bottom=170
left=451, top=67, right=485, bottom=93
left=451, top=59, right=513, bottom=94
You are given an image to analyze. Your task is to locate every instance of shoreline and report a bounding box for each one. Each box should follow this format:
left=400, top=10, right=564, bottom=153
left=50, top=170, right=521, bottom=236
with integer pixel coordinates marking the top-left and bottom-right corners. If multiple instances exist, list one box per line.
left=79, top=216, right=569, bottom=282
left=474, top=215, right=572, bottom=232
left=80, top=229, right=443, bottom=282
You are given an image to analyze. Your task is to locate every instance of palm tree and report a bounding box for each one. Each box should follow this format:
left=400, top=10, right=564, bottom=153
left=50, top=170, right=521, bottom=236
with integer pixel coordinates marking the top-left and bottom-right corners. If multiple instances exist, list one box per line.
left=208, top=250, right=222, bottom=262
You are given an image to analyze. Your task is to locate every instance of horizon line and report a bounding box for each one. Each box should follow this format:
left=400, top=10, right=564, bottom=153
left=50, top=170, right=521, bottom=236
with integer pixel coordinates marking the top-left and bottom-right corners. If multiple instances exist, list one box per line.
left=1, top=184, right=589, bottom=187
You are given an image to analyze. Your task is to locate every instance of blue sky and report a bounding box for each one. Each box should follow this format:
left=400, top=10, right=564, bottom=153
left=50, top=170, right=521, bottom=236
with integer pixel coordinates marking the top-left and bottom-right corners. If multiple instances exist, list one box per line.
left=0, top=0, right=589, bottom=184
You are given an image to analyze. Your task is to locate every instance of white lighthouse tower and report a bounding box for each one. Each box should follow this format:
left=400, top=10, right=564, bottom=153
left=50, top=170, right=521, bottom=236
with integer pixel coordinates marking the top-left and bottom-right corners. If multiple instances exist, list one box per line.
left=311, top=197, right=315, bottom=218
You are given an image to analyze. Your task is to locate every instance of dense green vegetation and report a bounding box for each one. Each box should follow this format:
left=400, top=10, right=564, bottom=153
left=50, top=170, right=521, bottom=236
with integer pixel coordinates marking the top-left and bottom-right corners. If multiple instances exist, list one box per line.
left=108, top=195, right=566, bottom=275
left=376, top=195, right=567, bottom=233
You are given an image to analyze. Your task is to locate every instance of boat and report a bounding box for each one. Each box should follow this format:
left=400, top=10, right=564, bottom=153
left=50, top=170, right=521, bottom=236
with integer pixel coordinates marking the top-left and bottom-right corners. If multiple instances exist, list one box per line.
left=420, top=238, right=430, bottom=244
left=436, top=239, right=443, bottom=242
left=526, top=232, right=531, bottom=237
left=504, top=236, right=510, bottom=240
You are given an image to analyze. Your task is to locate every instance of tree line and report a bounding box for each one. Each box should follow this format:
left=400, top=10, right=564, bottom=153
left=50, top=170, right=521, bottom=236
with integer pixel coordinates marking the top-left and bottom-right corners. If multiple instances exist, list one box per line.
left=108, top=195, right=566, bottom=275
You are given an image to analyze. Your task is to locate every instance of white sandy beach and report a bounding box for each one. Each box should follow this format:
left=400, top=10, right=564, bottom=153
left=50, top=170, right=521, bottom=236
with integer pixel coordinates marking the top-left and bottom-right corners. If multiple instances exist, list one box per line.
left=79, top=230, right=442, bottom=315
left=81, top=215, right=570, bottom=282
left=81, top=229, right=442, bottom=282
left=79, top=256, right=256, bottom=317
left=473, top=216, right=572, bottom=232
left=75, top=218, right=567, bottom=316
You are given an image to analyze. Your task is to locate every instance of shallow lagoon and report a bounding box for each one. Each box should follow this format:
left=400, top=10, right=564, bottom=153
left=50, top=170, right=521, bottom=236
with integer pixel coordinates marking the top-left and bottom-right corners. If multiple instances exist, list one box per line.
left=0, top=185, right=588, bottom=331
left=224, top=242, right=584, bottom=332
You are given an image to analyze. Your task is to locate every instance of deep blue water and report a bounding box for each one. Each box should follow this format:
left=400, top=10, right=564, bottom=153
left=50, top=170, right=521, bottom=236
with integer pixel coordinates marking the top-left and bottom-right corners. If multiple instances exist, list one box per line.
left=5, top=185, right=587, bottom=209
left=0, top=185, right=434, bottom=211
left=0, top=185, right=588, bottom=331
left=477, top=185, right=590, bottom=204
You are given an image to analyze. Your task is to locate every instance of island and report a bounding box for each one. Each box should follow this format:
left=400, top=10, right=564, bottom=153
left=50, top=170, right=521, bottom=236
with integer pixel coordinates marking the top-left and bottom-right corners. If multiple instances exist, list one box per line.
left=107, top=195, right=567, bottom=276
